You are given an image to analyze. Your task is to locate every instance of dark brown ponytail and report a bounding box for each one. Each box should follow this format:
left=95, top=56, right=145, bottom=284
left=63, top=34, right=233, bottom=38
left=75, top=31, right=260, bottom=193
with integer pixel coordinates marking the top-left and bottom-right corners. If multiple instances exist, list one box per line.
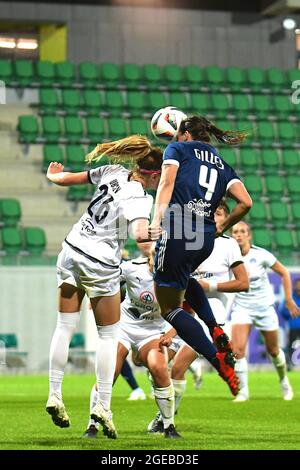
left=179, top=116, right=248, bottom=145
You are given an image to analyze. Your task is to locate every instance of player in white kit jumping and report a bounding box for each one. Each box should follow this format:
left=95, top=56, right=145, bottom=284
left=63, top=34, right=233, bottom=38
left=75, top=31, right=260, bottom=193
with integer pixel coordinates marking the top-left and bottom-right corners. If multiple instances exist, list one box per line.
left=45, top=136, right=162, bottom=438
left=230, top=221, right=299, bottom=402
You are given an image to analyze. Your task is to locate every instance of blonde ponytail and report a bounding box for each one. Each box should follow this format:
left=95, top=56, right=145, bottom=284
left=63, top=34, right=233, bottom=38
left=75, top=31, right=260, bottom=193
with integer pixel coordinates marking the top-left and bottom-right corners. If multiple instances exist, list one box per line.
left=85, top=135, right=152, bottom=164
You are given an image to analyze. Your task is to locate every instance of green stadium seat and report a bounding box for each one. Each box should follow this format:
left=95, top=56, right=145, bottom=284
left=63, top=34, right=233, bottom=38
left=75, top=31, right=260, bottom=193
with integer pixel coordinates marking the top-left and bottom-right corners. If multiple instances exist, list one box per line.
left=291, top=202, right=300, bottom=227
left=18, top=115, right=39, bottom=143
left=163, top=65, right=184, bottom=90
left=189, top=93, right=211, bottom=115
left=36, top=61, right=55, bottom=87
left=246, top=67, right=265, bottom=91
left=55, top=62, right=76, bottom=87
left=67, top=185, right=89, bottom=201
left=184, top=65, right=204, bottom=90
left=253, top=229, right=273, bottom=250
left=42, top=116, right=62, bottom=143
left=231, top=94, right=251, bottom=119
left=243, top=175, right=264, bottom=200
left=24, top=227, right=46, bottom=255
left=126, top=91, right=147, bottom=117
left=65, top=145, right=86, bottom=172
left=0, top=333, right=18, bottom=348
left=252, top=95, right=272, bottom=119
left=86, top=117, right=106, bottom=143
left=70, top=332, right=85, bottom=348
left=266, top=68, right=287, bottom=92
left=240, top=148, right=260, bottom=174
left=211, top=94, right=230, bottom=118
left=61, top=89, right=81, bottom=114
left=249, top=201, right=268, bottom=227
left=274, top=229, right=294, bottom=254
left=0, top=59, right=13, bottom=85
left=269, top=202, right=289, bottom=227
left=261, top=149, right=281, bottom=174
left=105, top=90, right=124, bottom=116
left=0, top=333, right=27, bottom=367
left=15, top=60, right=35, bottom=87
left=168, top=92, right=188, bottom=111
left=147, top=91, right=168, bottom=113
left=122, top=64, right=142, bottom=89
left=272, top=95, right=293, bottom=120
left=100, top=63, right=120, bottom=89
left=39, top=88, right=59, bottom=114
left=128, top=118, right=149, bottom=136
left=287, top=175, right=300, bottom=200
left=142, top=64, right=162, bottom=90
left=124, top=238, right=138, bottom=258
left=82, top=89, right=103, bottom=115
left=79, top=62, right=99, bottom=88
left=265, top=175, right=285, bottom=200
left=226, top=67, right=246, bottom=92
left=205, top=66, right=226, bottom=90
left=236, top=120, right=254, bottom=144
left=64, top=116, right=84, bottom=143
left=219, top=148, right=238, bottom=168
left=107, top=118, right=127, bottom=140
left=282, top=149, right=300, bottom=174
left=42, top=145, right=64, bottom=171
left=256, top=121, right=275, bottom=146
left=287, top=68, right=300, bottom=87
left=1, top=227, right=22, bottom=255
left=0, top=199, right=21, bottom=227
left=277, top=122, right=297, bottom=145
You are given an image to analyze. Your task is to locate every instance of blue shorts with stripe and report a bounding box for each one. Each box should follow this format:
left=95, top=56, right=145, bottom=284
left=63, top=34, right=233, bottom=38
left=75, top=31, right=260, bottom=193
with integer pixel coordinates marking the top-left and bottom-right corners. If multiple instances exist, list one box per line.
left=154, top=231, right=215, bottom=291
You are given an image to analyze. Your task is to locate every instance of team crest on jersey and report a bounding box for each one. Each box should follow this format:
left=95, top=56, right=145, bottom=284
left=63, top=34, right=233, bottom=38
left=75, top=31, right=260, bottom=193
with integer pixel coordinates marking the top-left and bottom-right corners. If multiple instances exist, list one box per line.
left=140, top=291, right=154, bottom=304
left=250, top=258, right=256, bottom=263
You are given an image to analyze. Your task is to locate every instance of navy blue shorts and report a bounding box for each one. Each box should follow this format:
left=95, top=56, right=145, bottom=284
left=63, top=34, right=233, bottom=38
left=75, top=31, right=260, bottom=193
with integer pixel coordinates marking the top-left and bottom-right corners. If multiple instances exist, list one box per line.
left=154, top=231, right=215, bottom=291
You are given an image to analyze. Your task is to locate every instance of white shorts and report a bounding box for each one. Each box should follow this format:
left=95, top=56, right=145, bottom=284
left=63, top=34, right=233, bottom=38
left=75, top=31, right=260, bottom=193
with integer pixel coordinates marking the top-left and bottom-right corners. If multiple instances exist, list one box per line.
left=118, top=320, right=165, bottom=352
left=231, top=305, right=279, bottom=331
left=56, top=242, right=120, bottom=298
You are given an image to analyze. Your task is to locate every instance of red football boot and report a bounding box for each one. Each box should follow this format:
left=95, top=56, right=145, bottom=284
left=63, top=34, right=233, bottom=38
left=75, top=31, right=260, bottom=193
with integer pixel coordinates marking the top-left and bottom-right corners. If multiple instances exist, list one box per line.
left=212, top=325, right=234, bottom=354
left=216, top=352, right=240, bottom=396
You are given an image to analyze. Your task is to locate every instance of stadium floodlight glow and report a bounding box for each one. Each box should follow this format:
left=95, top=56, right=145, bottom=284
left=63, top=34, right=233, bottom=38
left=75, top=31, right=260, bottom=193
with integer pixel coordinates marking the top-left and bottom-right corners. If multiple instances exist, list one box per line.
left=282, top=18, right=297, bottom=30
left=0, top=37, right=16, bottom=48
left=17, top=39, right=38, bottom=50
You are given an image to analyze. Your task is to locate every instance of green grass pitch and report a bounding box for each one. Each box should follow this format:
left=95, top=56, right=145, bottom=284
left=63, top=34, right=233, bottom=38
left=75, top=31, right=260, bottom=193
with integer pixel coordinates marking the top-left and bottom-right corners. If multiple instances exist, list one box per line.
left=0, top=371, right=299, bottom=450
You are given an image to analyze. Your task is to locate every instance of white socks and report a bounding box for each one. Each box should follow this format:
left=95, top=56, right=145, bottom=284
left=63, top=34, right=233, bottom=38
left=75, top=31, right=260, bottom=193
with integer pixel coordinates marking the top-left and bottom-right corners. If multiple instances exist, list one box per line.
left=235, top=357, right=249, bottom=396
left=270, top=349, right=287, bottom=382
left=153, top=383, right=174, bottom=429
left=88, top=384, right=99, bottom=429
left=95, top=322, right=120, bottom=411
left=172, top=379, right=187, bottom=413
left=49, top=312, right=80, bottom=399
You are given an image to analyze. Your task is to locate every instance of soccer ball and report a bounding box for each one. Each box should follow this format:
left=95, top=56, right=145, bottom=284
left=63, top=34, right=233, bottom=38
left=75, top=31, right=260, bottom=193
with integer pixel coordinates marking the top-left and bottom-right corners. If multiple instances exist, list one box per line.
left=151, top=106, right=187, bottom=143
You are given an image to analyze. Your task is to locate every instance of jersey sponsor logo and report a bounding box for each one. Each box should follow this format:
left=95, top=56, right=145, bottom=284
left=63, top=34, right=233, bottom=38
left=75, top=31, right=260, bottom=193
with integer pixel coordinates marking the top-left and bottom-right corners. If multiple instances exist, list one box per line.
left=140, top=291, right=154, bottom=304
left=80, top=218, right=96, bottom=235
left=187, top=198, right=212, bottom=217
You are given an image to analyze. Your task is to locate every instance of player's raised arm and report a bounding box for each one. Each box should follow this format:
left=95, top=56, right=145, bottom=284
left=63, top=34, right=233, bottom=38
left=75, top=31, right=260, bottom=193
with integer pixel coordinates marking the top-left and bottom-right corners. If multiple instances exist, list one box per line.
left=46, top=162, right=89, bottom=186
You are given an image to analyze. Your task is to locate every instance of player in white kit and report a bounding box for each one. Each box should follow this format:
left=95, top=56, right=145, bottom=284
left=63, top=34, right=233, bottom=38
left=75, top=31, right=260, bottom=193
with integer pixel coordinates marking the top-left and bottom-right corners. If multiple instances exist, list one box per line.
left=148, top=200, right=249, bottom=431
left=231, top=221, right=299, bottom=402
left=45, top=136, right=162, bottom=438
left=85, top=249, right=182, bottom=439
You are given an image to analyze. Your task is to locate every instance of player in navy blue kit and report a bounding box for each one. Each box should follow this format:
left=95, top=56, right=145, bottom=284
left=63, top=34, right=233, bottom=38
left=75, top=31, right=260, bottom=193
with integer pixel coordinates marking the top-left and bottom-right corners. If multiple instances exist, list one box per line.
left=149, top=116, right=252, bottom=395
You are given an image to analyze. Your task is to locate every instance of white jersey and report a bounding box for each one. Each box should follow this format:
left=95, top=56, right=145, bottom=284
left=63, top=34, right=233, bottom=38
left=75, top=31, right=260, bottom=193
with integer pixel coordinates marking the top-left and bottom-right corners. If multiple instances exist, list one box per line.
left=120, top=258, right=165, bottom=328
left=65, top=165, right=153, bottom=268
left=193, top=235, right=243, bottom=308
left=233, top=245, right=277, bottom=310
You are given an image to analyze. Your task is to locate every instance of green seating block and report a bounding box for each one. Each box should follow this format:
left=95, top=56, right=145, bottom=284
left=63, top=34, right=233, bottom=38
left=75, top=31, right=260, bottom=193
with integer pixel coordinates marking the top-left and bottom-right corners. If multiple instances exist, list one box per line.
left=147, top=91, right=168, bottom=113
left=240, top=148, right=260, bottom=173
left=79, top=62, right=99, bottom=88
left=142, top=64, right=162, bottom=90
left=168, top=92, right=188, bottom=111
left=274, top=229, right=294, bottom=253
left=184, top=65, right=204, bottom=90
left=100, top=63, right=120, bottom=88
left=15, top=60, right=34, bottom=87
left=261, top=149, right=281, bottom=174
left=55, top=62, right=76, bottom=87
left=266, top=68, right=287, bottom=92
left=39, top=88, right=59, bottom=114
left=282, top=149, right=300, bottom=174
left=291, top=202, right=300, bottom=227
left=42, top=145, right=64, bottom=171
left=36, top=61, right=55, bottom=87
left=18, top=115, right=39, bottom=143
left=273, top=95, right=292, bottom=119
left=67, top=185, right=89, bottom=201
left=205, top=66, right=226, bottom=90
left=244, top=175, right=264, bottom=200
left=231, top=94, right=251, bottom=118
left=82, top=90, right=103, bottom=115
left=265, top=175, right=285, bottom=200
left=105, top=90, right=124, bottom=116
left=70, top=333, right=85, bottom=348
left=86, top=117, right=106, bottom=143
left=65, top=145, right=86, bottom=171
left=277, top=122, right=297, bottom=145
left=246, top=67, right=265, bottom=91
left=249, top=201, right=268, bottom=227
left=0, top=59, right=13, bottom=85
left=128, top=118, right=149, bottom=136
left=64, top=116, right=84, bottom=143
left=1, top=227, right=22, bottom=255
left=287, top=175, right=300, bottom=200
left=252, top=95, right=271, bottom=119
left=252, top=229, right=273, bottom=250
left=211, top=94, right=230, bottom=118
left=24, top=227, right=46, bottom=255
left=0, top=199, right=21, bottom=227
left=42, top=116, right=62, bottom=143
left=122, top=64, right=142, bottom=89
left=126, top=91, right=147, bottom=117
left=220, top=148, right=238, bottom=168
left=269, top=202, right=289, bottom=227
left=61, top=89, right=81, bottom=114
left=226, top=67, right=246, bottom=91
left=163, top=65, right=184, bottom=90
left=107, top=118, right=126, bottom=140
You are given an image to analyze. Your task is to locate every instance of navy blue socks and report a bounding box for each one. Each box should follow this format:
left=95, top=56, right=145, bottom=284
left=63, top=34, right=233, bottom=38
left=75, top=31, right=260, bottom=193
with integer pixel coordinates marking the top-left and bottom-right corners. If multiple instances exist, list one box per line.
left=121, top=359, right=139, bottom=390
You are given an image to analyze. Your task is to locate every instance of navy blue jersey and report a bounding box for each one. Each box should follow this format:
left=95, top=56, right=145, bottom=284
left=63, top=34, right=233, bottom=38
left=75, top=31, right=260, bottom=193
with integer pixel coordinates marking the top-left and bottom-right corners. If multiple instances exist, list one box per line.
left=163, top=141, right=241, bottom=232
